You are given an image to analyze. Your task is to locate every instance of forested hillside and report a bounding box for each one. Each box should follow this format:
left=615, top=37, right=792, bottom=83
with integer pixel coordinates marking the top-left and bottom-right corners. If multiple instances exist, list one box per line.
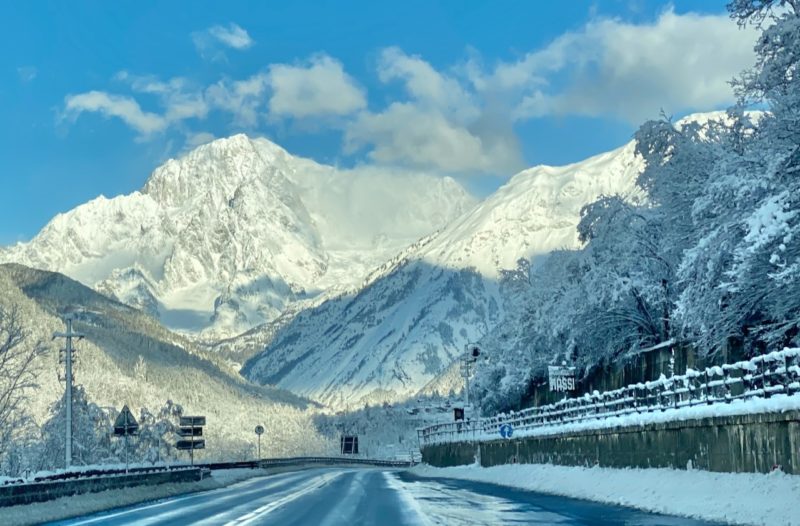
left=0, top=263, right=332, bottom=475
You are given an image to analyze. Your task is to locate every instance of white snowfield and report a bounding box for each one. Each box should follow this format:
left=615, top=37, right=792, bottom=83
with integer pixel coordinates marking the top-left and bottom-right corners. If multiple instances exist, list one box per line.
left=0, top=135, right=473, bottom=338
left=412, top=463, right=800, bottom=526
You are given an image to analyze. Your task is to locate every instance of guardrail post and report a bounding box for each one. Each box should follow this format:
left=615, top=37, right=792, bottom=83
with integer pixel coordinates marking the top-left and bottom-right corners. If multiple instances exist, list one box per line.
left=723, top=367, right=732, bottom=402
left=782, top=354, right=789, bottom=394
left=760, top=359, right=771, bottom=399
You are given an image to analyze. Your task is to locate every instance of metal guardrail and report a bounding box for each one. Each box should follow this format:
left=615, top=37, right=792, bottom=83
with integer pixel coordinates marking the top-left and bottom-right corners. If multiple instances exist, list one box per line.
left=255, top=456, right=416, bottom=469
left=419, top=348, right=800, bottom=446
left=1, top=456, right=416, bottom=487
left=199, top=457, right=416, bottom=471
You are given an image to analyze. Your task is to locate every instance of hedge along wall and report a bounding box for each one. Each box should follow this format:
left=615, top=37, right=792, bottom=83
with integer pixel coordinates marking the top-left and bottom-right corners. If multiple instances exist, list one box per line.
left=422, top=410, right=800, bottom=475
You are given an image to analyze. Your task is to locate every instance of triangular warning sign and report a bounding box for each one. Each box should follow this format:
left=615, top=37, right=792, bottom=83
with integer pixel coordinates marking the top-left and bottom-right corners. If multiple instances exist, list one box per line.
left=114, top=404, right=139, bottom=436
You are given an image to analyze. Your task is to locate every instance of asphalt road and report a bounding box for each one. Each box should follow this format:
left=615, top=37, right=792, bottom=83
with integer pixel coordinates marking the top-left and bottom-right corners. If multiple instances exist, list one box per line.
left=52, top=468, right=720, bottom=525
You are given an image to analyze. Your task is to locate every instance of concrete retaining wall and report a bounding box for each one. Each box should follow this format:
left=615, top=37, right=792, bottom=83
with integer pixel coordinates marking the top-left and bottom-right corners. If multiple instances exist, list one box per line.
left=0, top=468, right=205, bottom=507
left=422, top=410, right=800, bottom=475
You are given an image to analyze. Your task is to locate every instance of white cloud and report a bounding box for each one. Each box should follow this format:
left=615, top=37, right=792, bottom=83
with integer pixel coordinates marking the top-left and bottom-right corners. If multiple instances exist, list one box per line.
left=63, top=91, right=167, bottom=137
left=185, top=131, right=216, bottom=149
left=206, top=73, right=270, bottom=127
left=267, top=55, right=366, bottom=119
left=208, top=23, right=253, bottom=50
left=58, top=10, right=756, bottom=174
left=17, top=66, right=37, bottom=83
left=118, top=72, right=209, bottom=122
left=378, top=47, right=475, bottom=120
left=297, top=165, right=477, bottom=249
left=494, top=9, right=758, bottom=123
left=345, top=103, right=521, bottom=174
left=193, top=23, right=254, bottom=60
left=346, top=49, right=521, bottom=175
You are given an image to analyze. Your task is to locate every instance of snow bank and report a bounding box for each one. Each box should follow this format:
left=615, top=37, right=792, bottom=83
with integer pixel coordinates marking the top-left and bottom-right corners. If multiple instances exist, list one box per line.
left=411, top=463, right=800, bottom=526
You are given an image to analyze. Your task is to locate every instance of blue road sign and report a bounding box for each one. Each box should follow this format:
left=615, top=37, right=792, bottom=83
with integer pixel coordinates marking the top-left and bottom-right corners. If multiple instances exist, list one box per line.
left=499, top=423, right=514, bottom=439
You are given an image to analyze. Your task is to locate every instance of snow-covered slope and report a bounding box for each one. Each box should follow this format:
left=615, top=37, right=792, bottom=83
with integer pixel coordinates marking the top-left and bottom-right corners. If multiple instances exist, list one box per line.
left=243, top=141, right=645, bottom=407
left=0, top=135, right=474, bottom=338
left=0, top=263, right=330, bottom=460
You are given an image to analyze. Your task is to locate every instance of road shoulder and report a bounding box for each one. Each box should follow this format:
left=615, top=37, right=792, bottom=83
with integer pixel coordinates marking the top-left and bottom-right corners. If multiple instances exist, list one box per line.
left=409, top=463, right=800, bottom=526
left=3, top=468, right=272, bottom=526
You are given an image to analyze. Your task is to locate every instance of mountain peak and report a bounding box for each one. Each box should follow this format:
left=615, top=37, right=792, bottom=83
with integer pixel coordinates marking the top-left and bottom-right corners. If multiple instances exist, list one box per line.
left=2, top=134, right=474, bottom=338
left=141, top=133, right=291, bottom=208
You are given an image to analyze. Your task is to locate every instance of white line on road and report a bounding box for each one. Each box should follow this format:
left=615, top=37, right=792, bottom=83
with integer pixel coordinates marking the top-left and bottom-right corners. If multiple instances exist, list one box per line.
left=317, top=470, right=368, bottom=526
left=223, top=471, right=345, bottom=526
left=62, top=470, right=310, bottom=525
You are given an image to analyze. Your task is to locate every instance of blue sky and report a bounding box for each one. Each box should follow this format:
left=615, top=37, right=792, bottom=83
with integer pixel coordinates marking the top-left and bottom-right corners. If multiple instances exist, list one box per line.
left=0, top=1, right=756, bottom=244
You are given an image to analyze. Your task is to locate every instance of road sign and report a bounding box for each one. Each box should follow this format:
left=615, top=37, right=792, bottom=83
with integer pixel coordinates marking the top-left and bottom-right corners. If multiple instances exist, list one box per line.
left=548, top=365, right=576, bottom=392
left=177, top=439, right=205, bottom=451
left=178, top=426, right=203, bottom=437
left=180, top=416, right=206, bottom=427
left=255, top=425, right=265, bottom=435
left=113, top=405, right=139, bottom=436
left=341, top=435, right=359, bottom=455
left=176, top=415, right=205, bottom=465
left=499, top=423, right=514, bottom=439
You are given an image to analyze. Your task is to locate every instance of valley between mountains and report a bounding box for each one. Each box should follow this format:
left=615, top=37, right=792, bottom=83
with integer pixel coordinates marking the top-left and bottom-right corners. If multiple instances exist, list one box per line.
left=0, top=119, right=673, bottom=455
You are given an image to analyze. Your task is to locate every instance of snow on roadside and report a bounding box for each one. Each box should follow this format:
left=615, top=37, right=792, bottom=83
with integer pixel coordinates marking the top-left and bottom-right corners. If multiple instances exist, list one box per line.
left=411, top=463, right=800, bottom=526
left=2, top=468, right=270, bottom=526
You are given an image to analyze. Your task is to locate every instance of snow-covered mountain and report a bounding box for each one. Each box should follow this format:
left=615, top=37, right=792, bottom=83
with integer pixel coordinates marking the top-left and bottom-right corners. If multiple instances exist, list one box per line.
left=243, top=140, right=645, bottom=407
left=0, top=135, right=474, bottom=338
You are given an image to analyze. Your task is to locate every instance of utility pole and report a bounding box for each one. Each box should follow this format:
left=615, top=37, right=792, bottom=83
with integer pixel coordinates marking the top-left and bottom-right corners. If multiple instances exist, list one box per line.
left=53, top=313, right=84, bottom=470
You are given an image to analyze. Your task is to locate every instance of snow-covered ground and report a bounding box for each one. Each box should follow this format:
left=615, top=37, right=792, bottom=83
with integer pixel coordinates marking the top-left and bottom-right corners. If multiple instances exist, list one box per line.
left=2, top=468, right=269, bottom=526
left=411, top=463, right=800, bottom=526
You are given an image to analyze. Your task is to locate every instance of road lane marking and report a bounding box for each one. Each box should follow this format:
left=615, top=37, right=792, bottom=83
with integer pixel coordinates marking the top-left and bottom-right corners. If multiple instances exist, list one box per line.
left=318, top=470, right=369, bottom=526
left=223, top=471, right=345, bottom=525
left=61, top=470, right=315, bottom=525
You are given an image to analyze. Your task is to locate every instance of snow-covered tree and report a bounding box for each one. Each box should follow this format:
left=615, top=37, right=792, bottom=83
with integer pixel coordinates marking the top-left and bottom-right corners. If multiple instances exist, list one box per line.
left=133, top=400, right=183, bottom=464
left=0, top=305, right=46, bottom=469
left=39, top=385, right=116, bottom=469
left=471, top=2, right=800, bottom=412
left=676, top=1, right=800, bottom=354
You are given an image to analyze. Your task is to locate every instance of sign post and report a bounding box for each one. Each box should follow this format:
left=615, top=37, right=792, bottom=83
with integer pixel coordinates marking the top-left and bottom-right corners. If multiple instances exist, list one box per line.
left=177, top=416, right=206, bottom=466
left=113, top=405, right=139, bottom=473
left=254, top=425, right=265, bottom=460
